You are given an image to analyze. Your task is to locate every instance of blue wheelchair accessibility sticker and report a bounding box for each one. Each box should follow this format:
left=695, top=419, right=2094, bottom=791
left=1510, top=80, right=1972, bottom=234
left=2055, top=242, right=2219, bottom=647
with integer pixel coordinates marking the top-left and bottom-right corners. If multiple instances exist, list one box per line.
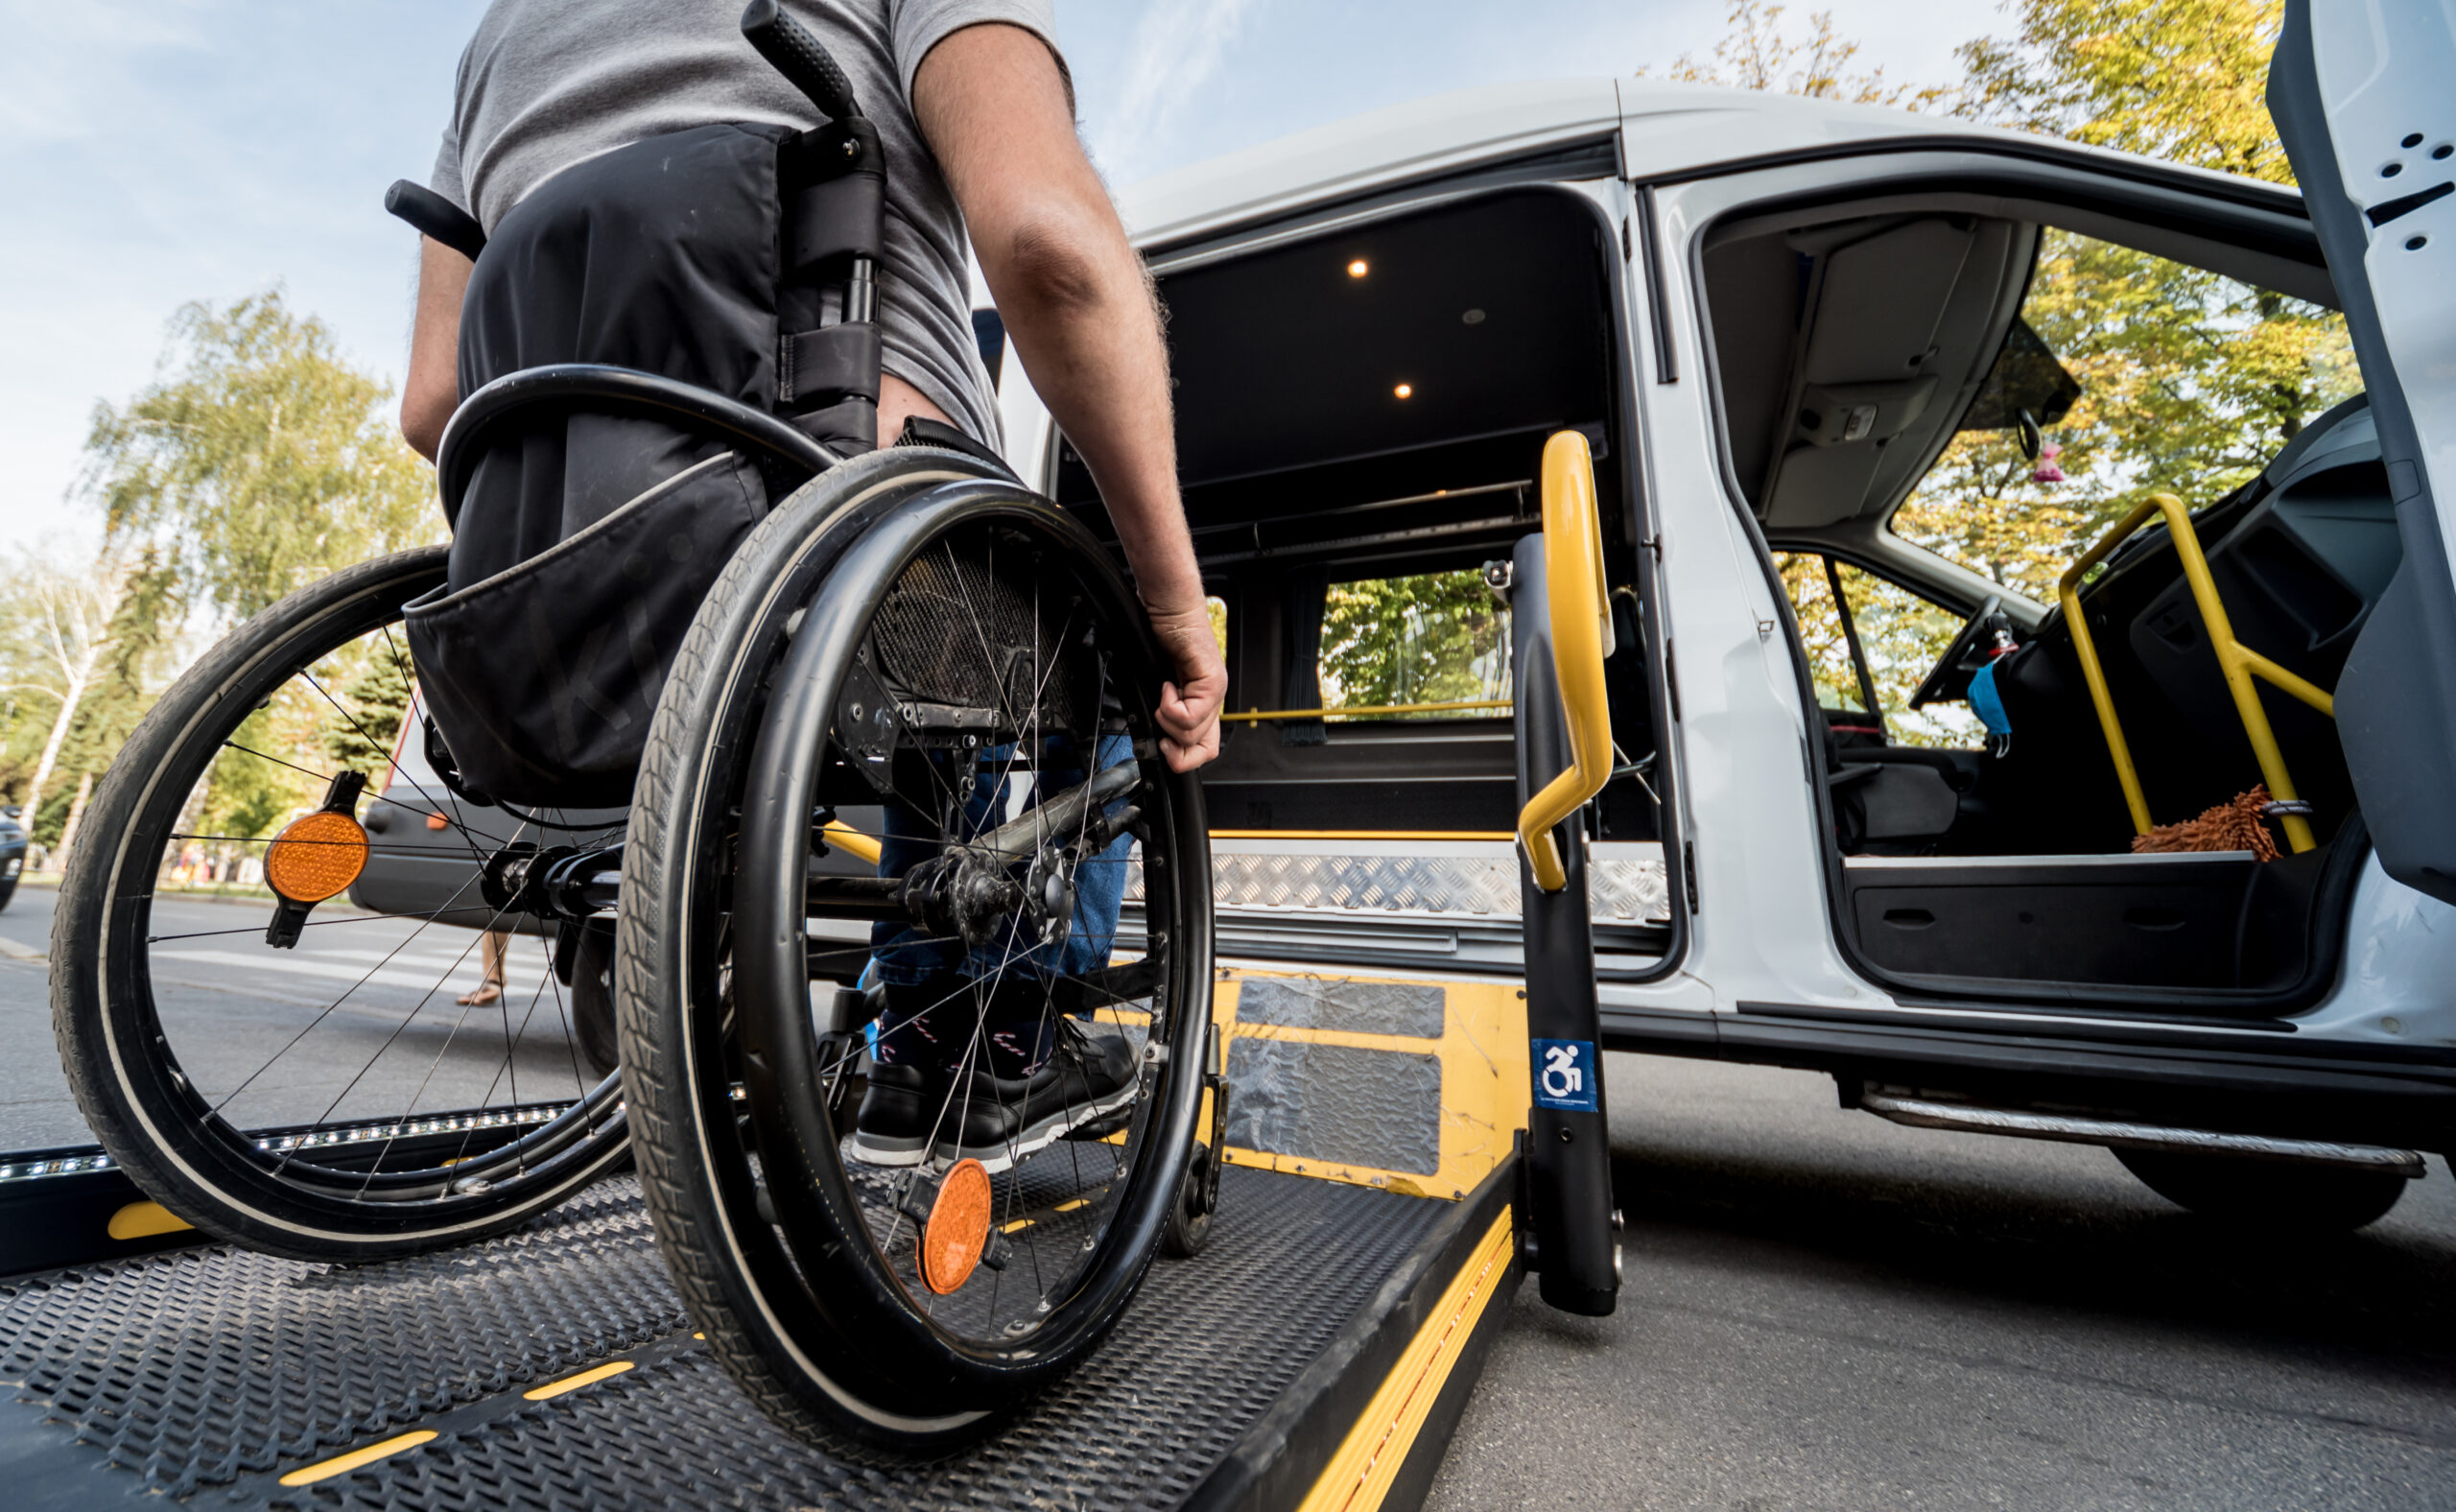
left=1531, top=1038, right=1599, bottom=1112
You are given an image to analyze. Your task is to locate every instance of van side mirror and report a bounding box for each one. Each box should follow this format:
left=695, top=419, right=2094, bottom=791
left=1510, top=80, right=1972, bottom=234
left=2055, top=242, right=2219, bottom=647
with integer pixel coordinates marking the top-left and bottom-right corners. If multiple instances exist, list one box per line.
left=1516, top=430, right=1615, bottom=892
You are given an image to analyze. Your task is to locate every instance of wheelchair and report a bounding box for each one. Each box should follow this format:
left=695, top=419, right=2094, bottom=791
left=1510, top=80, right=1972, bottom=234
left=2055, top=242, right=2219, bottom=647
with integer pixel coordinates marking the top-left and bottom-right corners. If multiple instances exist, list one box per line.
left=49, top=2, right=1217, bottom=1455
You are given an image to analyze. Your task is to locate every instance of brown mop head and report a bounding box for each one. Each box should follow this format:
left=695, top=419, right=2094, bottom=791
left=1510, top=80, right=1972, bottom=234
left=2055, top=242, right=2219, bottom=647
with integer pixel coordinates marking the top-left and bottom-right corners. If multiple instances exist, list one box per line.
left=2131, top=784, right=2280, bottom=862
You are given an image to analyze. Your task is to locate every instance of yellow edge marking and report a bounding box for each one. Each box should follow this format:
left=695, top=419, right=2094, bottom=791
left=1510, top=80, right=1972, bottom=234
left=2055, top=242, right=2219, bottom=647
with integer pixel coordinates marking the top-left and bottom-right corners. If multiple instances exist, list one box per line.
left=277, top=1430, right=438, bottom=1487
left=1051, top=1197, right=1089, bottom=1214
left=107, top=1200, right=193, bottom=1240
left=1000, top=1217, right=1035, bottom=1234
left=1297, top=1210, right=1516, bottom=1512
left=1208, top=830, right=1514, bottom=841
left=523, top=1359, right=635, bottom=1401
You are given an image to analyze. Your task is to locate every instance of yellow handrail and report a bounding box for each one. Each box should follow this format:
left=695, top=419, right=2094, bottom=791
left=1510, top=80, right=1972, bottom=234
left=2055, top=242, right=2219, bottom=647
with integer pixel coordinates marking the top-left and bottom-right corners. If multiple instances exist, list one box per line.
left=1517, top=431, right=1616, bottom=892
left=1219, top=698, right=1511, bottom=722
left=2059, top=492, right=2335, bottom=855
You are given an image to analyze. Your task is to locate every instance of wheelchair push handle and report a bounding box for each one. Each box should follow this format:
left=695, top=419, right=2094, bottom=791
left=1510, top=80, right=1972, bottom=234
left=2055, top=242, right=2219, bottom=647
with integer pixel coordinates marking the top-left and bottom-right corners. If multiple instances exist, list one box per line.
left=385, top=179, right=487, bottom=262
left=741, top=0, right=862, bottom=122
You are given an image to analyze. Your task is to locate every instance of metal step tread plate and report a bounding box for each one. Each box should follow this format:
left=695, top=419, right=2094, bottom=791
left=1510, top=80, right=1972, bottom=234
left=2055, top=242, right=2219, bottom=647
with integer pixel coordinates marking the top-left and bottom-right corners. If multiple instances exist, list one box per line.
left=0, top=1167, right=1452, bottom=1510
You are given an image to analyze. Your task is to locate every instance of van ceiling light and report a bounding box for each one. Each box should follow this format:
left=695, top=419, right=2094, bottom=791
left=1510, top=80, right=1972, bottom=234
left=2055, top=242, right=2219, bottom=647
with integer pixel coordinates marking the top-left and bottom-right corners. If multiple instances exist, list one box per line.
left=1393, top=383, right=1414, bottom=399
left=1462, top=308, right=1486, bottom=324
left=1347, top=259, right=1369, bottom=278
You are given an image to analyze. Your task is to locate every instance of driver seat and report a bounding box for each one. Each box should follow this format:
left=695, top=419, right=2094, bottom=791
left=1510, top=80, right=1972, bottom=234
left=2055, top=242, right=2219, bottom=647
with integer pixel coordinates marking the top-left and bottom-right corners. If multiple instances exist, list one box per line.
left=1820, top=711, right=1978, bottom=851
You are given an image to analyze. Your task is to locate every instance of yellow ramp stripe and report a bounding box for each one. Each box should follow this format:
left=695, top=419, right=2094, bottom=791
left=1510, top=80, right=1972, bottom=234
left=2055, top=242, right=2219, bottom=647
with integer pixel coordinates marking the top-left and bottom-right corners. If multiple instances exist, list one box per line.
left=107, top=1201, right=193, bottom=1240
left=523, top=1359, right=635, bottom=1401
left=1298, top=1210, right=1516, bottom=1512
left=278, top=1430, right=438, bottom=1487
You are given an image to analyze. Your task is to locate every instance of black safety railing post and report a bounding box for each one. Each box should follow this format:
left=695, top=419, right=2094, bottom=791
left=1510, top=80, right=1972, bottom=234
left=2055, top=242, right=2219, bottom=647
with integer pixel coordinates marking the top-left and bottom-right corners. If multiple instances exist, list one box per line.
left=1509, top=532, right=1619, bottom=1316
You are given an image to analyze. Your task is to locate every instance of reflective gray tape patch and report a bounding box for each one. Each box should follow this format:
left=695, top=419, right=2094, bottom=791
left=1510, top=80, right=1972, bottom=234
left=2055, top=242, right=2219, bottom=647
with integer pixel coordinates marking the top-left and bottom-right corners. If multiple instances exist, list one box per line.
left=1235, top=978, right=1447, bottom=1039
left=1226, top=1038, right=1442, bottom=1176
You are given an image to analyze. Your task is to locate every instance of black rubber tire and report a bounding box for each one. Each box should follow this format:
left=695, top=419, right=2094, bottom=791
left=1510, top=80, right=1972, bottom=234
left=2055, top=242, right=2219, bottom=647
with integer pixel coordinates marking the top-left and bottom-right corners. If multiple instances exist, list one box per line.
left=618, top=448, right=1212, bottom=1455
left=50, top=548, right=632, bottom=1262
left=0, top=878, right=16, bottom=914
left=1161, top=1140, right=1216, bottom=1259
left=570, top=923, right=621, bottom=1081
left=2115, top=1146, right=2409, bottom=1231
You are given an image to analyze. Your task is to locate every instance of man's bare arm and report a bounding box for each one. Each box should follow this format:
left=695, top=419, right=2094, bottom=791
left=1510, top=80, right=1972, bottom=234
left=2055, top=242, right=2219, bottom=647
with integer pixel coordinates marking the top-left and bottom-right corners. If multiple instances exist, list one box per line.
left=912, top=23, right=1225, bottom=773
left=402, top=236, right=472, bottom=461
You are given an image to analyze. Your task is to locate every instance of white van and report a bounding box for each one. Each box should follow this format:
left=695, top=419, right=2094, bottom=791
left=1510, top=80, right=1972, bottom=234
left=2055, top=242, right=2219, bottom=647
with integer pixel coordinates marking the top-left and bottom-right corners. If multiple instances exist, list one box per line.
left=974, top=10, right=2456, bottom=1231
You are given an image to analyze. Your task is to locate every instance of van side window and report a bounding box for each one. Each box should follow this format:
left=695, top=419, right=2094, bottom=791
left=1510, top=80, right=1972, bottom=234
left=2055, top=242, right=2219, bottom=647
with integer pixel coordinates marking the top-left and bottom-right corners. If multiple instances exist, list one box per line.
left=1775, top=552, right=1872, bottom=724
left=1774, top=553, right=1983, bottom=749
left=1317, top=570, right=1511, bottom=719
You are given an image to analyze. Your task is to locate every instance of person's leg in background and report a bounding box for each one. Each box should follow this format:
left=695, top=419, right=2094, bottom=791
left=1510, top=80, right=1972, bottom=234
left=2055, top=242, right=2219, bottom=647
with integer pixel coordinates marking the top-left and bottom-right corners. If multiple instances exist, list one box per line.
left=458, top=927, right=510, bottom=1006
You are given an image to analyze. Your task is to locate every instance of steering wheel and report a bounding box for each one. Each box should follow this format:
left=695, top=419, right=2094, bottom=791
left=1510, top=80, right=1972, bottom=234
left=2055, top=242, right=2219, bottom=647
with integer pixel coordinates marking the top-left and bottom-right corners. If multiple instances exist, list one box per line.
left=1907, top=593, right=2006, bottom=709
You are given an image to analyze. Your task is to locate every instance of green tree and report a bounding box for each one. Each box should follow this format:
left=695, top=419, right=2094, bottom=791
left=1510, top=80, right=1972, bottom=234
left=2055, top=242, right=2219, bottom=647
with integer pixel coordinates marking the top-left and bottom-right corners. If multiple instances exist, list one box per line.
left=82, top=290, right=438, bottom=622
left=0, top=546, right=130, bottom=825
left=321, top=641, right=415, bottom=773
left=1641, top=0, right=1950, bottom=108
left=1895, top=0, right=2355, bottom=602
left=1318, top=570, right=1510, bottom=714
left=43, top=552, right=186, bottom=844
left=54, top=291, right=444, bottom=840
left=1954, top=0, right=2291, bottom=180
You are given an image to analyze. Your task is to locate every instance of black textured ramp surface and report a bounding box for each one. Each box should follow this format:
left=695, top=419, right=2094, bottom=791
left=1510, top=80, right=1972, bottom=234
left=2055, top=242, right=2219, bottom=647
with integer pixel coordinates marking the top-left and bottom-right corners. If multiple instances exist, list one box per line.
left=1, top=1167, right=1447, bottom=1510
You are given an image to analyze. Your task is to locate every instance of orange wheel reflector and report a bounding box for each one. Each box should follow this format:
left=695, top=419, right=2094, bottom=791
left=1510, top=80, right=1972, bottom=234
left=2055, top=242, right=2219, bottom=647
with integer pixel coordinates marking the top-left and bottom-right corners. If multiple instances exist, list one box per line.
left=918, top=1158, right=993, bottom=1295
left=264, top=810, right=369, bottom=903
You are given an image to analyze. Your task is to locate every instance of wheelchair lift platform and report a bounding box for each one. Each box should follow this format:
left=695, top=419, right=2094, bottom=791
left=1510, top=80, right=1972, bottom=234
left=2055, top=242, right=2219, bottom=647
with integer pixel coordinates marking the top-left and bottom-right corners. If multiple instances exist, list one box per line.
left=0, top=965, right=1531, bottom=1512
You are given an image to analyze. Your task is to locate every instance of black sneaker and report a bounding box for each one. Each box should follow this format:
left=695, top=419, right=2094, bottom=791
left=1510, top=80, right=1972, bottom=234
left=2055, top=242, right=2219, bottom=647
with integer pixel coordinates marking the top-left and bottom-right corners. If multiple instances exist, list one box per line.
left=849, top=980, right=969, bottom=1168
left=849, top=1062, right=942, bottom=1167
left=933, top=1023, right=1140, bottom=1174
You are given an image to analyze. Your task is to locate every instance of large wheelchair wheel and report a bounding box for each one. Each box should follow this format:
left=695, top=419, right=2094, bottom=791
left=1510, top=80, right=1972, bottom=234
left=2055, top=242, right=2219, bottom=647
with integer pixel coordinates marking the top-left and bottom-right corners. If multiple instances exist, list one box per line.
left=619, top=448, right=1214, bottom=1453
left=51, top=548, right=632, bottom=1261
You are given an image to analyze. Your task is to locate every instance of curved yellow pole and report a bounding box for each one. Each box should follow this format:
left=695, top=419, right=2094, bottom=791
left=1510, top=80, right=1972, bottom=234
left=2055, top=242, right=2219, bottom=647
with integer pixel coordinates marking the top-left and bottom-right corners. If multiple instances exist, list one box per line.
left=2059, top=492, right=2332, bottom=854
left=1518, top=432, right=1616, bottom=892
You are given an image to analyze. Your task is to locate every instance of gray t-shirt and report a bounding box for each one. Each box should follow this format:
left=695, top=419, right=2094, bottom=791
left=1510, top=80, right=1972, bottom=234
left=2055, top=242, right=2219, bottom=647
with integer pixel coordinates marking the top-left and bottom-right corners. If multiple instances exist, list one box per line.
left=431, top=0, right=1061, bottom=446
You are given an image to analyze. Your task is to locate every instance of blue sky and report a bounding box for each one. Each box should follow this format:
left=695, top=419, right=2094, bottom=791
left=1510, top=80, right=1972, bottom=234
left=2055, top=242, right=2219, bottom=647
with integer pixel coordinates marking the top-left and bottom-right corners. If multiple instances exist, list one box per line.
left=0, top=0, right=1988, bottom=554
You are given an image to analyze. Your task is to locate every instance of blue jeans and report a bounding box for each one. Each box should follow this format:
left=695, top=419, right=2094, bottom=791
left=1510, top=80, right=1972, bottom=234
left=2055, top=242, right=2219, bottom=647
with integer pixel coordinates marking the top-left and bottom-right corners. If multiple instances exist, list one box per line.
left=868, top=733, right=1134, bottom=988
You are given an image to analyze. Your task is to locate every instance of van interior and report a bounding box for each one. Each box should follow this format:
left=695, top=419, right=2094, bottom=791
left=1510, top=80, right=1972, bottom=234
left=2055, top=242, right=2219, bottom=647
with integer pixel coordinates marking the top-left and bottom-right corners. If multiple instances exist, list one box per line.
left=1701, top=197, right=2394, bottom=1014
left=1055, top=187, right=1670, bottom=969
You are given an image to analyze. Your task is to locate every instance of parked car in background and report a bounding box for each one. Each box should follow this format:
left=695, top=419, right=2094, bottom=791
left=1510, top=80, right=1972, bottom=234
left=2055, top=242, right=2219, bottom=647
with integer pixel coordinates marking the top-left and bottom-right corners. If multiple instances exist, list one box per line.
left=0, top=805, right=24, bottom=911
left=351, top=694, right=884, bottom=1077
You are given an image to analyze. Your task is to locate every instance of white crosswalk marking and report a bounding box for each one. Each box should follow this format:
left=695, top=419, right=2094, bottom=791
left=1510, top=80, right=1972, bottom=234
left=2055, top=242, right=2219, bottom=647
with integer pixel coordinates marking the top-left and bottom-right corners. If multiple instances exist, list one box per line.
left=150, top=947, right=548, bottom=999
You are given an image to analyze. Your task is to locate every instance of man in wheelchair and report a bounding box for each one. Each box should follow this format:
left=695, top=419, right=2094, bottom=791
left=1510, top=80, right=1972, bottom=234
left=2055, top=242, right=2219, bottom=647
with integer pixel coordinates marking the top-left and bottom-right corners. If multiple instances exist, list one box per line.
left=395, top=1, right=1224, bottom=1164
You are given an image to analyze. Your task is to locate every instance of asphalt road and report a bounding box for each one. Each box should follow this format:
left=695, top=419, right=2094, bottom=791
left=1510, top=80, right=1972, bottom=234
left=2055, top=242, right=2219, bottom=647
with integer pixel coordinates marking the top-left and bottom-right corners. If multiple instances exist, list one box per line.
left=0, top=881, right=588, bottom=1148
left=8, top=881, right=2454, bottom=1507
left=1428, top=1055, right=2456, bottom=1511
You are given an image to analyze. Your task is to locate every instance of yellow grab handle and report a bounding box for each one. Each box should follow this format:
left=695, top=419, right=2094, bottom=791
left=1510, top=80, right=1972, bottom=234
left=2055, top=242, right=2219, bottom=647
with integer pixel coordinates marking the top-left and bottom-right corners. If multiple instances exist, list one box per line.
left=2059, top=492, right=2333, bottom=854
left=1518, top=431, right=1616, bottom=892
